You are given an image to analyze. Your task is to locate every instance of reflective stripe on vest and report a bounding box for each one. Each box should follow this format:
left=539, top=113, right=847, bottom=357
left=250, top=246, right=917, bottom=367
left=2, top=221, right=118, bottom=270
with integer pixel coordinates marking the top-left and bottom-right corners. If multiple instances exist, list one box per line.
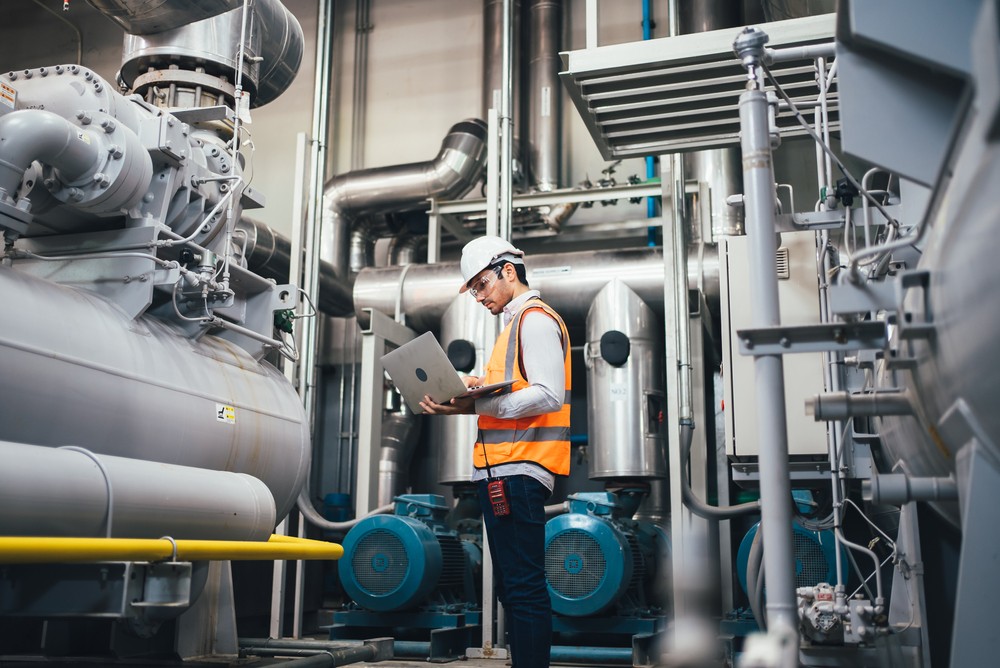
left=475, top=297, right=572, bottom=476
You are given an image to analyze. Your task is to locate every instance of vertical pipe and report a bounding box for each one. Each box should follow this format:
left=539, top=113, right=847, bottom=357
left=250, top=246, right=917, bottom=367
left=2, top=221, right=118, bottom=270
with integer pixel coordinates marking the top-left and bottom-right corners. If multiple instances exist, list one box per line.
left=526, top=0, right=562, bottom=191
left=350, top=0, right=371, bottom=170
left=739, top=87, right=798, bottom=651
left=642, top=0, right=657, bottom=243
left=499, top=0, right=514, bottom=241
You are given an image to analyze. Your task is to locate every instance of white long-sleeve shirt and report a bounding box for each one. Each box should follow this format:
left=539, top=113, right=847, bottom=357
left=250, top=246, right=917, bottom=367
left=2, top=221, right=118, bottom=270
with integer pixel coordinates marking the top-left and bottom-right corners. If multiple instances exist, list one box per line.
left=471, top=290, right=566, bottom=490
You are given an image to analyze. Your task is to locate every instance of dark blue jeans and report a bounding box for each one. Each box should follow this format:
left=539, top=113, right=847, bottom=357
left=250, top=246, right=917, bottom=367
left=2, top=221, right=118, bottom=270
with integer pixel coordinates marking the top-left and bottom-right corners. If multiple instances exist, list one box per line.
left=477, top=475, right=552, bottom=668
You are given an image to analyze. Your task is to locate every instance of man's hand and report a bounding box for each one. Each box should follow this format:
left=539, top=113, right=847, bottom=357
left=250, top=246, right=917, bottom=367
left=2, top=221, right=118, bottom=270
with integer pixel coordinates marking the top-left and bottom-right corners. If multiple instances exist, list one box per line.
left=420, top=394, right=477, bottom=415
left=461, top=375, right=484, bottom=388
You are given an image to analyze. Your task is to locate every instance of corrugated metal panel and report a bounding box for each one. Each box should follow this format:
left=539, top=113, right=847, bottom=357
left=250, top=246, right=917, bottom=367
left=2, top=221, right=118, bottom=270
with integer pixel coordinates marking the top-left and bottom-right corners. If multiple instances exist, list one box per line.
left=560, top=14, right=837, bottom=159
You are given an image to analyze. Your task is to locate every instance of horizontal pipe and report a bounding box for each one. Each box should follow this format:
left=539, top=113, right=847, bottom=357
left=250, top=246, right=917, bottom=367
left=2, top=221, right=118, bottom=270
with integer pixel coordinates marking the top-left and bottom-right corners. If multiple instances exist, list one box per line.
left=0, top=440, right=275, bottom=541
left=239, top=638, right=392, bottom=664
left=862, top=473, right=959, bottom=506
left=807, top=390, right=912, bottom=421
left=355, top=246, right=721, bottom=331
left=86, top=0, right=243, bottom=34
left=0, top=534, right=343, bottom=564
left=765, top=43, right=836, bottom=64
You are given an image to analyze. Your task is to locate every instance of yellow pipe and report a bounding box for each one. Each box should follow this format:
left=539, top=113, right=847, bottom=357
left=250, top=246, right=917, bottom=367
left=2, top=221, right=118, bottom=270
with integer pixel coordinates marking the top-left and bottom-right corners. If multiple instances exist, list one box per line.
left=0, top=534, right=343, bottom=564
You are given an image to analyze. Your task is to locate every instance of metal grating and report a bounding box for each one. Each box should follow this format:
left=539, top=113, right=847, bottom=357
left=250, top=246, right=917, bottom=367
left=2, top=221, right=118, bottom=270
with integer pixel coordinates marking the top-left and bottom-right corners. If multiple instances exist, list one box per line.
left=793, top=531, right=830, bottom=587
left=776, top=246, right=791, bottom=279
left=545, top=529, right=607, bottom=599
left=352, top=529, right=409, bottom=595
left=560, top=14, right=837, bottom=159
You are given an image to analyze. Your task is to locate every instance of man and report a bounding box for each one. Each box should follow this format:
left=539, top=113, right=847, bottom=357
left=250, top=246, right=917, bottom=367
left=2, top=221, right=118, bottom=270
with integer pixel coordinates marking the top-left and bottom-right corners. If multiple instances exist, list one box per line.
left=420, top=235, right=571, bottom=668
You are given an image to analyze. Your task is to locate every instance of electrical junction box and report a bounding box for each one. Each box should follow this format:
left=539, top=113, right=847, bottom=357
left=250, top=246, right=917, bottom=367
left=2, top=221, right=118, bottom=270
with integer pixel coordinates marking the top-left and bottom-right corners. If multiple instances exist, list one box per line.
left=719, top=231, right=829, bottom=457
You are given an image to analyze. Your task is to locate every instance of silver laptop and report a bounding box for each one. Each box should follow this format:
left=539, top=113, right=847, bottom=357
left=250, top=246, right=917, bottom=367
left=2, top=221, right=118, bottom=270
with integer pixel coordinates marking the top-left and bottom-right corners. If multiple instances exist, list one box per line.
left=380, top=332, right=514, bottom=413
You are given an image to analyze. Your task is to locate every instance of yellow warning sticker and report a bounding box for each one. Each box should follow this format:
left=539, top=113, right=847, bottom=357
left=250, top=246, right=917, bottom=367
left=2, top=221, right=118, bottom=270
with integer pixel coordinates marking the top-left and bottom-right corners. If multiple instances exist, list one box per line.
left=216, top=403, right=236, bottom=424
left=0, top=82, right=16, bottom=109
left=77, top=131, right=91, bottom=145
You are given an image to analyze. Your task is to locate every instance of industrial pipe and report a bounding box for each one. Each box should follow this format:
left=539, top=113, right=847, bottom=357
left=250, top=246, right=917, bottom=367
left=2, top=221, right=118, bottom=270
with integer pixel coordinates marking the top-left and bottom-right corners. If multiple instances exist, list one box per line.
left=0, top=110, right=102, bottom=200
left=321, top=119, right=488, bottom=277
left=862, top=473, right=959, bottom=506
left=526, top=0, right=562, bottom=191
left=807, top=390, right=913, bottom=421
left=378, top=410, right=422, bottom=505
left=0, top=441, right=276, bottom=541
left=86, top=0, right=243, bottom=34
left=0, top=534, right=343, bottom=564
left=239, top=637, right=393, bottom=665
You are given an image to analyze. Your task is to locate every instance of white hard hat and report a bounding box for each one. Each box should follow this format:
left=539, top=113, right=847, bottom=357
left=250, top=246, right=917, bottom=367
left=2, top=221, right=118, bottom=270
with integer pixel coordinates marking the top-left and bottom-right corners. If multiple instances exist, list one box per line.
left=458, top=235, right=525, bottom=293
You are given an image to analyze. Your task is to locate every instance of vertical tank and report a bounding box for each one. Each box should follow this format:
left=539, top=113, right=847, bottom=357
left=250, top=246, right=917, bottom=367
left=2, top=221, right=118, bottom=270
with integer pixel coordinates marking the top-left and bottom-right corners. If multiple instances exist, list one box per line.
left=434, top=293, right=496, bottom=485
left=585, top=280, right=667, bottom=479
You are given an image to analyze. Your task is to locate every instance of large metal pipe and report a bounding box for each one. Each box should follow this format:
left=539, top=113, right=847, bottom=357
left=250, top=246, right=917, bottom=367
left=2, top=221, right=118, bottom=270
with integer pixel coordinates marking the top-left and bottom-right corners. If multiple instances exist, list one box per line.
left=238, top=217, right=353, bottom=316
left=483, top=0, right=520, bottom=124
left=354, top=246, right=719, bottom=332
left=377, top=411, right=421, bottom=505
left=0, top=266, right=309, bottom=521
left=86, top=0, right=243, bottom=34
left=321, top=119, right=488, bottom=277
left=526, top=0, right=562, bottom=191
left=116, top=1, right=303, bottom=107
left=0, top=440, right=276, bottom=541
left=0, top=110, right=101, bottom=199
left=679, top=0, right=744, bottom=237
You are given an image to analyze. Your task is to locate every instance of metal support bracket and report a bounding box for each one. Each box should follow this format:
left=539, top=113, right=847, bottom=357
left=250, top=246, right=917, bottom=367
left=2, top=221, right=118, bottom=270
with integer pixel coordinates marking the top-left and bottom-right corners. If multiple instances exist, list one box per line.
left=737, top=321, right=887, bottom=355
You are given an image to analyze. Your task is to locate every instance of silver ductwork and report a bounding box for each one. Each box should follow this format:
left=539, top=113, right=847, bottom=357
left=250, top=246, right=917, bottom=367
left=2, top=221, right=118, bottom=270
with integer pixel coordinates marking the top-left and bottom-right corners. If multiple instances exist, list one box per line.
left=97, top=0, right=303, bottom=107
left=238, top=217, right=354, bottom=316
left=354, top=246, right=720, bottom=332
left=0, top=440, right=276, bottom=540
left=377, top=410, right=422, bottom=506
left=526, top=0, right=562, bottom=191
left=321, top=118, right=488, bottom=277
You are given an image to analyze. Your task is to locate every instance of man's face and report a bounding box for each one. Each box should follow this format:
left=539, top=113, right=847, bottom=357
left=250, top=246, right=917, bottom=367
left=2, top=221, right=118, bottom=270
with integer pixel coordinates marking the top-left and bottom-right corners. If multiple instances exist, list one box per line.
left=468, top=264, right=511, bottom=315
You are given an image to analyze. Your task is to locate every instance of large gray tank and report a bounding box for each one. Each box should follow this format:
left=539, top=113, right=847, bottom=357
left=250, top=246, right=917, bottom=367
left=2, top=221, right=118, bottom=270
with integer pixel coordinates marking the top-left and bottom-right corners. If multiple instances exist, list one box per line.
left=0, top=266, right=309, bottom=521
left=585, top=279, right=667, bottom=480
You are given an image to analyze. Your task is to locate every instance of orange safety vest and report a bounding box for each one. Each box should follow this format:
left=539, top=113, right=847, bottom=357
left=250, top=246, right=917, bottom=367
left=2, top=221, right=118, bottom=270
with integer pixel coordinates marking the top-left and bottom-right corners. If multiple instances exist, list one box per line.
left=474, top=297, right=572, bottom=476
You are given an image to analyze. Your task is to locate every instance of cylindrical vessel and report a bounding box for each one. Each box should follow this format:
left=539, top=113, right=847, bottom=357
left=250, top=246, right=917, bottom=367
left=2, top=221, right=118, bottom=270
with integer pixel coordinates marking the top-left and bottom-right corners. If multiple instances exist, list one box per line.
left=877, top=137, right=1000, bottom=526
left=585, top=280, right=666, bottom=479
left=434, top=294, right=495, bottom=485
left=0, top=440, right=275, bottom=540
left=0, top=266, right=309, bottom=520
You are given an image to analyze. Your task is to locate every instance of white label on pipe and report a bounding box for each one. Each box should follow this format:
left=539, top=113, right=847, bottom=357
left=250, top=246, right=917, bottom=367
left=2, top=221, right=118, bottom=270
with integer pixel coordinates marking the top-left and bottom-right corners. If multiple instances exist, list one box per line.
left=541, top=86, right=551, bottom=117
left=610, top=383, right=627, bottom=401
left=530, top=265, right=571, bottom=277
left=216, top=403, right=236, bottom=424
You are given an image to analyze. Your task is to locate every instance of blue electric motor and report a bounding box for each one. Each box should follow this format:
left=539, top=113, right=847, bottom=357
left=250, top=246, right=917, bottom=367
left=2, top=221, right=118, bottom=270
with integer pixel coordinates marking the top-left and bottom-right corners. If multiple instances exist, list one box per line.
left=339, top=494, right=481, bottom=612
left=544, top=492, right=669, bottom=617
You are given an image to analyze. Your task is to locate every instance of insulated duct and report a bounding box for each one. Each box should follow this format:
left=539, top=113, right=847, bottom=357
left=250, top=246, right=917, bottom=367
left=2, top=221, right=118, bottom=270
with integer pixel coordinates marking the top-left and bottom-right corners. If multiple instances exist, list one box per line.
left=104, top=0, right=304, bottom=107
left=354, top=246, right=720, bottom=332
left=378, top=411, right=422, bottom=506
left=321, top=119, right=488, bottom=277
left=237, top=217, right=353, bottom=316
left=526, top=0, right=562, bottom=191
left=0, top=440, right=276, bottom=541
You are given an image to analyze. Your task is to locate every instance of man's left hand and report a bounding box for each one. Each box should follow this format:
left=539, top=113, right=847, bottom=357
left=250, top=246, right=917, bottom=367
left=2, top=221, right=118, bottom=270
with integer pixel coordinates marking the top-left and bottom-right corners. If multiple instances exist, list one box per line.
left=420, top=395, right=476, bottom=415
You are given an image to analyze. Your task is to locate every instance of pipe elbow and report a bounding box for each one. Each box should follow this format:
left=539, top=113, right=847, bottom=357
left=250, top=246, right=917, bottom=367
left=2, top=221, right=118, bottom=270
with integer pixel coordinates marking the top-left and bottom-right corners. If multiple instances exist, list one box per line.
left=0, top=110, right=102, bottom=198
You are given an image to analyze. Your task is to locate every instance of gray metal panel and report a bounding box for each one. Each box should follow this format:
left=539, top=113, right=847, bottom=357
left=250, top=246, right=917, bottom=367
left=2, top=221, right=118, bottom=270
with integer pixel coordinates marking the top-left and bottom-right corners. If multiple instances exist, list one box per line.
left=560, top=14, right=838, bottom=159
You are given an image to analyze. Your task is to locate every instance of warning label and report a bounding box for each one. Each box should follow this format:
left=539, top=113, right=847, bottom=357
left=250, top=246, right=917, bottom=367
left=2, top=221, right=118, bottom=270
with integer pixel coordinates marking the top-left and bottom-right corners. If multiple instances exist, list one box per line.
left=216, top=403, right=236, bottom=424
left=0, top=82, right=16, bottom=109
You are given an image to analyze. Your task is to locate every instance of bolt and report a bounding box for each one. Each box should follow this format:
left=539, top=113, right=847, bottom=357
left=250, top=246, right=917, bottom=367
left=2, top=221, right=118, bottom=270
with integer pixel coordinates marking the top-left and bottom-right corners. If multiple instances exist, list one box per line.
left=833, top=328, right=846, bottom=344
left=7, top=72, right=16, bottom=81
left=76, top=111, right=92, bottom=125
left=43, top=178, right=58, bottom=190
left=139, top=274, right=148, bottom=282
left=22, top=70, right=32, bottom=79
left=92, top=172, right=106, bottom=184
left=100, top=118, right=116, bottom=133
left=94, top=82, right=103, bottom=93
left=219, top=183, right=229, bottom=193
left=55, top=65, right=63, bottom=74
left=780, top=337, right=790, bottom=348
left=66, top=188, right=84, bottom=202
left=39, top=67, right=47, bottom=77
left=167, top=119, right=174, bottom=127
left=143, top=192, right=155, bottom=203
left=84, top=71, right=92, bottom=81
left=123, top=275, right=132, bottom=283
left=220, top=163, right=230, bottom=173
left=108, top=145, right=123, bottom=159
left=743, top=337, right=754, bottom=350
